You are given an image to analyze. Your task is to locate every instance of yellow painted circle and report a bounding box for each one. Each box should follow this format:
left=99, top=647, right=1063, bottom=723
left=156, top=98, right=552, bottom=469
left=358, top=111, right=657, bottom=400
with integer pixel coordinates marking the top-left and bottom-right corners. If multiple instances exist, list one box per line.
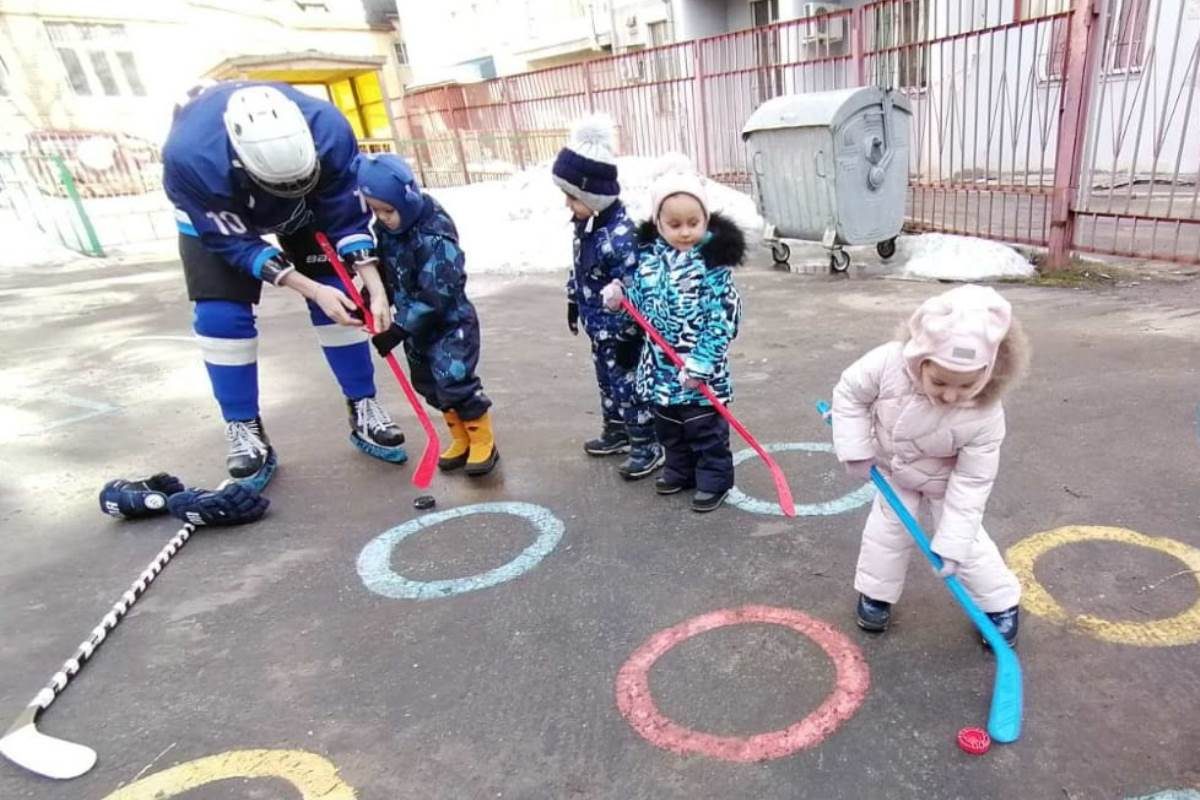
left=102, top=749, right=356, bottom=799
left=1007, top=526, right=1200, bottom=647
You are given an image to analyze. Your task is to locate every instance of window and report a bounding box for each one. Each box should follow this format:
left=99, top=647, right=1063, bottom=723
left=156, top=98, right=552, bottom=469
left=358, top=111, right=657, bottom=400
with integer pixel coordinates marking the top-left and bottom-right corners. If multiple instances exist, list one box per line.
left=1106, top=0, right=1150, bottom=71
left=648, top=19, right=672, bottom=47
left=751, top=0, right=783, bottom=103
left=45, top=22, right=146, bottom=97
left=1032, top=0, right=1149, bottom=80
left=0, top=54, right=8, bottom=96
left=872, top=0, right=928, bottom=90
left=393, top=39, right=409, bottom=65
left=1018, top=0, right=1070, bottom=19
left=750, top=0, right=779, bottom=27
left=1044, top=17, right=1068, bottom=80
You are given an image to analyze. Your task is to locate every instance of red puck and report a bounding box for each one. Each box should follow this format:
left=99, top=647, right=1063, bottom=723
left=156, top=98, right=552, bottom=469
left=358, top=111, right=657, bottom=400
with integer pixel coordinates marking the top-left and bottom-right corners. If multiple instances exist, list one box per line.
left=957, top=727, right=991, bottom=755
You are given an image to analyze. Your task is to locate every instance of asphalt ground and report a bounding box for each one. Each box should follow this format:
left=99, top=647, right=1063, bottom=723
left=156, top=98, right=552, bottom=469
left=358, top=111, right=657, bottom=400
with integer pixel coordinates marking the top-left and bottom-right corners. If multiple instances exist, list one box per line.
left=1, top=250, right=1198, bottom=799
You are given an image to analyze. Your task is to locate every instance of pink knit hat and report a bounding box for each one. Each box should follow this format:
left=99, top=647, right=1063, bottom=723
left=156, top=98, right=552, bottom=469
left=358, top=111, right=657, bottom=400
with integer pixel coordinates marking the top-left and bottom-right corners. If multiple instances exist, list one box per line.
left=902, top=284, right=1013, bottom=394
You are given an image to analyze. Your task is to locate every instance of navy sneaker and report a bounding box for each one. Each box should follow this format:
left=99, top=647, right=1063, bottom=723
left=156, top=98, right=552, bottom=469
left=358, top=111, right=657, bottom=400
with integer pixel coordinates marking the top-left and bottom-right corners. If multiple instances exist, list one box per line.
left=618, top=442, right=665, bottom=480
left=584, top=421, right=629, bottom=456
left=982, top=605, right=1019, bottom=649
left=855, top=594, right=892, bottom=632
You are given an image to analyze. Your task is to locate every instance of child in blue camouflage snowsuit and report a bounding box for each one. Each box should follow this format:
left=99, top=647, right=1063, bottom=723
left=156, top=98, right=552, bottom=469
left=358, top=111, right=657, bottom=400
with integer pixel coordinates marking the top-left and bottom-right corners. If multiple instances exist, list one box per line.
left=553, top=115, right=664, bottom=480
left=602, top=156, right=743, bottom=513
left=356, top=154, right=499, bottom=476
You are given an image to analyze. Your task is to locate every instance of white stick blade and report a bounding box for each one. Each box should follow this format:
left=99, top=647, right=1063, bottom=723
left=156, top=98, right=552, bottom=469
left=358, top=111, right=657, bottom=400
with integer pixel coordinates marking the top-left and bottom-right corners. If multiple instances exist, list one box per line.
left=0, top=722, right=97, bottom=779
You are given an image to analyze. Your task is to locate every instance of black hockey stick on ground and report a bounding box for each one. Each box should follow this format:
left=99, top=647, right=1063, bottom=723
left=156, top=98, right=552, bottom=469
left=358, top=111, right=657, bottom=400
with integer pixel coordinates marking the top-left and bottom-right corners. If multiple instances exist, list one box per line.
left=0, top=523, right=195, bottom=779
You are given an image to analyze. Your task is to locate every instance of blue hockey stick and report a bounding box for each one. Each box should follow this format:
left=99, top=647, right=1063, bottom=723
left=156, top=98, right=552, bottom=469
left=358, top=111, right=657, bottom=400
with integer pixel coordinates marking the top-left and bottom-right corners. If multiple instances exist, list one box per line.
left=816, top=400, right=1022, bottom=743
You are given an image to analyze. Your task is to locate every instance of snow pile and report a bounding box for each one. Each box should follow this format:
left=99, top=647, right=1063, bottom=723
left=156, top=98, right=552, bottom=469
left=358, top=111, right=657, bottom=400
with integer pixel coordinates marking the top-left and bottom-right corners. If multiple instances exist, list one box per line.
left=900, top=233, right=1034, bottom=281
left=430, top=156, right=763, bottom=276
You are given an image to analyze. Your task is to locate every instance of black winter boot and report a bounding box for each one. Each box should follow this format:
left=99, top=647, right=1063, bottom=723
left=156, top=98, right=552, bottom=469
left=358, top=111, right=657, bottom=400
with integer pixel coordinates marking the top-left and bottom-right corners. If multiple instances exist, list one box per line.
left=855, top=594, right=892, bottom=632
left=690, top=488, right=729, bottom=513
left=655, top=476, right=694, bottom=495
left=584, top=420, right=629, bottom=456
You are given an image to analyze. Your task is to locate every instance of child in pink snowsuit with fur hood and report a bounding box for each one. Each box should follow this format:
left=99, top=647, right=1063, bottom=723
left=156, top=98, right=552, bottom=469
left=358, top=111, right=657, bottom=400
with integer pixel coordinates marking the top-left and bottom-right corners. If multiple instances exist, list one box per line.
left=831, top=284, right=1028, bottom=646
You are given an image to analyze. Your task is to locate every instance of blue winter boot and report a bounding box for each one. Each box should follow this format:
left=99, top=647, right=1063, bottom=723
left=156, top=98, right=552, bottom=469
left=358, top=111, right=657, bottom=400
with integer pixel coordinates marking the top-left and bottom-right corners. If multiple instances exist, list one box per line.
left=982, top=605, right=1019, bottom=649
left=855, top=594, right=892, bottom=632
left=618, top=437, right=665, bottom=480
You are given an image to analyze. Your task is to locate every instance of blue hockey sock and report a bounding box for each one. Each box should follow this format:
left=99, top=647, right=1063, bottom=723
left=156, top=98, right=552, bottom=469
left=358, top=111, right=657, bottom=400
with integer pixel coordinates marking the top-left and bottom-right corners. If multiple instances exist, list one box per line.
left=307, top=275, right=376, bottom=400
left=194, top=300, right=259, bottom=422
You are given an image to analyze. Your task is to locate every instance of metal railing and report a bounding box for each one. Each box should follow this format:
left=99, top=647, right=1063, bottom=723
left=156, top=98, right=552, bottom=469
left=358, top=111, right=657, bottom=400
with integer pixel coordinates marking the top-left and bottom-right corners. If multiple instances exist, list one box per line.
left=401, top=0, right=1200, bottom=267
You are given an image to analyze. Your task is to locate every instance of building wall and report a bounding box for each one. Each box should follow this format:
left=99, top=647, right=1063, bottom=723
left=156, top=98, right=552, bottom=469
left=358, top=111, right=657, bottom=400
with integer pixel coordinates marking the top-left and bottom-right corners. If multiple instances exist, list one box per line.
left=671, top=0, right=727, bottom=39
left=0, top=0, right=405, bottom=148
left=906, top=0, right=1199, bottom=181
left=610, top=0, right=674, bottom=50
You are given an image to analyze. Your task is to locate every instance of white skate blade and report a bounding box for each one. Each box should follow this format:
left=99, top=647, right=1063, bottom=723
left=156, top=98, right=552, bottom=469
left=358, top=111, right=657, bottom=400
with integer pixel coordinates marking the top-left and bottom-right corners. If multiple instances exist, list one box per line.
left=0, top=717, right=97, bottom=779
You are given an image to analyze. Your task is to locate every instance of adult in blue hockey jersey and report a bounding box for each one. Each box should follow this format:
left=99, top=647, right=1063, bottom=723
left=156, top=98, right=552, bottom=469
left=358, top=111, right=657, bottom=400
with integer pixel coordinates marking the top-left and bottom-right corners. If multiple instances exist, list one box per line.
left=356, top=154, right=499, bottom=476
left=163, top=81, right=405, bottom=479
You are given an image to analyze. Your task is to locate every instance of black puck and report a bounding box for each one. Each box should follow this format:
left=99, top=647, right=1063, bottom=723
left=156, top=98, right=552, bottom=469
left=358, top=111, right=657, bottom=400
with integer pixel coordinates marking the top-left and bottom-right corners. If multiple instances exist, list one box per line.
left=413, top=495, right=436, bottom=510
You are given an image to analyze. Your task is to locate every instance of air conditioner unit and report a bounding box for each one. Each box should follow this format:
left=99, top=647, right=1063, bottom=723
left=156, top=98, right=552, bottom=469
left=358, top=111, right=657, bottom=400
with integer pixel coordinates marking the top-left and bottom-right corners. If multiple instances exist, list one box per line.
left=801, top=2, right=844, bottom=44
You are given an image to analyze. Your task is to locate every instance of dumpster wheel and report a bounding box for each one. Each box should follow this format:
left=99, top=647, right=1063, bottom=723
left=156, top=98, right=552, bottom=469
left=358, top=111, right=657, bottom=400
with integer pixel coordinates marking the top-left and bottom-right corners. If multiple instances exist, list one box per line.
left=830, top=249, right=851, bottom=273
left=770, top=241, right=791, bottom=265
left=876, top=238, right=897, bottom=260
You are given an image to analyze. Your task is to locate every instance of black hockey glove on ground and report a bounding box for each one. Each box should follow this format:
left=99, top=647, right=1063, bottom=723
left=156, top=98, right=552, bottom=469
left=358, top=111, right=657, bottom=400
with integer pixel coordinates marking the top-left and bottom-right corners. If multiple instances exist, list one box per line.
left=99, top=472, right=185, bottom=519
left=167, top=483, right=269, bottom=527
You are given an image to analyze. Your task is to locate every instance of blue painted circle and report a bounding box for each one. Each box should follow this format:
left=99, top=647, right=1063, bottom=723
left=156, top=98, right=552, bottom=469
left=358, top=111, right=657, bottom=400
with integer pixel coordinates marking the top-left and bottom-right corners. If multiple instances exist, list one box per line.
left=726, top=442, right=875, bottom=517
left=357, top=502, right=564, bottom=600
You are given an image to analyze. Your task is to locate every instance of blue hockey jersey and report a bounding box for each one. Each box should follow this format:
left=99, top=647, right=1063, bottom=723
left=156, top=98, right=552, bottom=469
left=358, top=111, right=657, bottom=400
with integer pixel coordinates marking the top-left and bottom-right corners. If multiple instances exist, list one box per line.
left=163, top=81, right=372, bottom=280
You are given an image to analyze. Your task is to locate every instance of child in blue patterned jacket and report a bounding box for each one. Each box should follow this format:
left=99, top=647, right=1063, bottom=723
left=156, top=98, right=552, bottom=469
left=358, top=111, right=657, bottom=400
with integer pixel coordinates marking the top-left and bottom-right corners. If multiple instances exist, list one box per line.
left=602, top=155, right=743, bottom=513
left=554, top=114, right=664, bottom=481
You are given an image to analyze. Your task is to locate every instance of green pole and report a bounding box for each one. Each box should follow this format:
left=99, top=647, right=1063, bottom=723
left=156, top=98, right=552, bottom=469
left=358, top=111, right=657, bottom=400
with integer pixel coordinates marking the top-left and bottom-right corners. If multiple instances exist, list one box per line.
left=51, top=154, right=103, bottom=257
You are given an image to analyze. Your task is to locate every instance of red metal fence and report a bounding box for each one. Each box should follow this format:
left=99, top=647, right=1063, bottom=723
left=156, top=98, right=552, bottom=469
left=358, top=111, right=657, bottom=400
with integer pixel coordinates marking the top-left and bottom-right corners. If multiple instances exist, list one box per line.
left=401, top=0, right=1200, bottom=266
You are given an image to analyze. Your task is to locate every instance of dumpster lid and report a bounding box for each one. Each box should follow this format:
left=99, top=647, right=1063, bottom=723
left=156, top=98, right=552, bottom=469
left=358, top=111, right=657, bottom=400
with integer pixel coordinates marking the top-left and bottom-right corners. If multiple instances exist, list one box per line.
left=740, top=87, right=911, bottom=139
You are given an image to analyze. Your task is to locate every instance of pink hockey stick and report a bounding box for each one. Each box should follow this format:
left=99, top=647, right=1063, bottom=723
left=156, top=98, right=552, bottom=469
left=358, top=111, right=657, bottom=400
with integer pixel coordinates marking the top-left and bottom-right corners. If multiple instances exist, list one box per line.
left=316, top=233, right=439, bottom=489
left=621, top=298, right=795, bottom=516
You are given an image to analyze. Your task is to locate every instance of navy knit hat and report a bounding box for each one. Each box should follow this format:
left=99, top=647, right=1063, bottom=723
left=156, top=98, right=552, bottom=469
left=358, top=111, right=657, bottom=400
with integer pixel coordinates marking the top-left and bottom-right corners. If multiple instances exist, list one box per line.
left=552, top=114, right=620, bottom=213
left=356, top=153, right=425, bottom=233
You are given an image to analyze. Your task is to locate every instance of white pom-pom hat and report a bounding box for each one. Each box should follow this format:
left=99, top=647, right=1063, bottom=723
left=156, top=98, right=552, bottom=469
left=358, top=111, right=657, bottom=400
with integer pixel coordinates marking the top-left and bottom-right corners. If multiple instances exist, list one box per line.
left=649, top=152, right=708, bottom=221
left=552, top=113, right=620, bottom=213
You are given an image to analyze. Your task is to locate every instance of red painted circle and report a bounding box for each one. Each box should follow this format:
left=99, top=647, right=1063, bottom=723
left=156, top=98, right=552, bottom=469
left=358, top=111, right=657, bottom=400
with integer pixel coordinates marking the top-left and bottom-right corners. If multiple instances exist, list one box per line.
left=615, top=605, right=870, bottom=762
left=956, top=727, right=991, bottom=755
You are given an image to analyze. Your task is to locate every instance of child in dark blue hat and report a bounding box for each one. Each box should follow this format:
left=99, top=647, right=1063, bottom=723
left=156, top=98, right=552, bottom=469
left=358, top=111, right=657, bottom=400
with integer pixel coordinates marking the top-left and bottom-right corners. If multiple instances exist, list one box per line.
left=356, top=154, right=499, bottom=476
left=553, top=114, right=663, bottom=481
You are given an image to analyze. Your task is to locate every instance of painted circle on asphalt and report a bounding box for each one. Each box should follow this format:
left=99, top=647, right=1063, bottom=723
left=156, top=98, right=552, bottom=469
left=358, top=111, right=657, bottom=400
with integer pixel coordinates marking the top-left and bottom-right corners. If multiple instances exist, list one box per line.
left=615, top=605, right=870, bottom=762
left=357, top=501, right=564, bottom=600
left=101, top=749, right=356, bottom=799
left=1007, top=525, right=1200, bottom=647
left=726, top=442, right=875, bottom=516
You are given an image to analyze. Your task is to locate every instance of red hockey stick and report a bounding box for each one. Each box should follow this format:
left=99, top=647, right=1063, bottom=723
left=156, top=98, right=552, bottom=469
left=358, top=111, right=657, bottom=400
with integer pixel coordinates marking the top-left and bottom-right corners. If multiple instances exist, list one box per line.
left=316, top=233, right=439, bottom=489
left=621, top=298, right=795, bottom=516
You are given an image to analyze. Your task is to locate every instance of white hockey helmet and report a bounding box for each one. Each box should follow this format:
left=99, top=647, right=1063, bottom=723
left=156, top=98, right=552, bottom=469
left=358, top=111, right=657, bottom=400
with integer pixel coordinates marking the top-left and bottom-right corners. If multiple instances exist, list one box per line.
left=223, top=86, right=320, bottom=198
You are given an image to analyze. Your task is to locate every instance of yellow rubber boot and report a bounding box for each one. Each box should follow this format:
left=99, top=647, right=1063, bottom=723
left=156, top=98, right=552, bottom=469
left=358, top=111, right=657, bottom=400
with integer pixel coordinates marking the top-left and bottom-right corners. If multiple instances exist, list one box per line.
left=438, top=410, right=471, bottom=471
left=463, top=411, right=499, bottom=476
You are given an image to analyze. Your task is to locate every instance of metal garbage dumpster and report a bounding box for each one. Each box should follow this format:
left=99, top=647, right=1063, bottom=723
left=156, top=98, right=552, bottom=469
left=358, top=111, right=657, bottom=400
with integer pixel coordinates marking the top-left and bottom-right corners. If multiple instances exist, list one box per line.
left=741, top=86, right=911, bottom=272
